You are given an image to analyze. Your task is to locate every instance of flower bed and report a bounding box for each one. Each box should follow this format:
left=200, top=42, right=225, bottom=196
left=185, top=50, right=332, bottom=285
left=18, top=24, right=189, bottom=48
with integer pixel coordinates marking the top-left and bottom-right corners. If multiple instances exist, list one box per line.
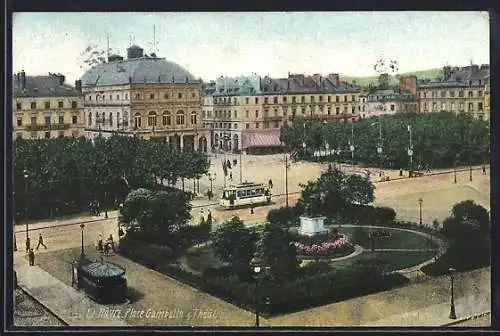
left=295, top=233, right=352, bottom=257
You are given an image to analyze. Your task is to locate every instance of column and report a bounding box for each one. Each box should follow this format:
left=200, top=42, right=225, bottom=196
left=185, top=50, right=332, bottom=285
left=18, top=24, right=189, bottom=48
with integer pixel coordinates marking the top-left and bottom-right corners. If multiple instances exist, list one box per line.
left=180, top=134, right=184, bottom=151
left=194, top=134, right=198, bottom=151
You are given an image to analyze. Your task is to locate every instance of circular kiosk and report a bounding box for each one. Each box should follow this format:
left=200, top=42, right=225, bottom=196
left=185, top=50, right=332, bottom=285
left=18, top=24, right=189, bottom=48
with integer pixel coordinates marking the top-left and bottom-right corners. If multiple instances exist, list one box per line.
left=72, top=259, right=127, bottom=304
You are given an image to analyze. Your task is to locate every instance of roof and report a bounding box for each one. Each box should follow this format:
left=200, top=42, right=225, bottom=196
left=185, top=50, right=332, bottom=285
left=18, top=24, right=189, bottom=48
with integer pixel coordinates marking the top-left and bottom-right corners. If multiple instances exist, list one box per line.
left=367, top=89, right=418, bottom=102
left=242, top=129, right=282, bottom=149
left=418, top=65, right=490, bottom=88
left=225, top=182, right=266, bottom=189
left=81, top=57, right=198, bottom=87
left=82, top=262, right=125, bottom=278
left=13, top=75, right=80, bottom=98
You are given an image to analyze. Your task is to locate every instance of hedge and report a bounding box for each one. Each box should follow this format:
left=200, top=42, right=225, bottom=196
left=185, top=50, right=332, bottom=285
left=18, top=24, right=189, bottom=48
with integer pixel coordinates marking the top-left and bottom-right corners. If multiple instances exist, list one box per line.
left=118, top=237, right=173, bottom=269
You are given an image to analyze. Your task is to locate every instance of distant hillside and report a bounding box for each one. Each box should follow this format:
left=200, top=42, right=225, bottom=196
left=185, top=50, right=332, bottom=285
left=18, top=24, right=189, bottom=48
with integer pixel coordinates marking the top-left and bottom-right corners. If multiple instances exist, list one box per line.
left=341, top=68, right=443, bottom=87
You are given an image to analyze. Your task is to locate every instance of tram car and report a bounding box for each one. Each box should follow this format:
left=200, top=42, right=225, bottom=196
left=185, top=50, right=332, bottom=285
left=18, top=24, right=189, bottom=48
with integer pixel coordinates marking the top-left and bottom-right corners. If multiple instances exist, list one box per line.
left=220, top=182, right=271, bottom=209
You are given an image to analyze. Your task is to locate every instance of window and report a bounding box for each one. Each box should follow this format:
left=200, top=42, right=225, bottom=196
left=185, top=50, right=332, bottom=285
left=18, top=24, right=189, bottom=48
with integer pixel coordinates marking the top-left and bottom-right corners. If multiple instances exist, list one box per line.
left=450, top=91, right=455, bottom=98
left=109, top=95, right=112, bottom=100
left=451, top=103, right=455, bottom=111
left=319, top=96, right=323, bottom=102
left=58, top=131, right=64, bottom=138
left=273, top=97, right=278, bottom=104
left=31, top=102, right=36, bottom=109
left=468, top=103, right=473, bottom=111
left=264, top=97, right=268, bottom=104
left=176, top=111, right=185, bottom=125
left=134, top=115, right=142, bottom=128
left=255, top=122, right=260, bottom=128
left=148, top=112, right=157, bottom=127
left=234, top=123, right=237, bottom=129
left=478, top=102, right=483, bottom=111
left=344, top=96, right=347, bottom=102
left=424, top=103, right=428, bottom=111
left=192, top=92, right=196, bottom=98
left=336, top=96, right=340, bottom=103
left=17, top=118, right=22, bottom=126
left=292, top=96, right=296, bottom=103
left=31, top=131, right=37, bottom=139
left=255, top=110, right=259, bottom=118
left=390, top=104, right=395, bottom=111
left=459, top=103, right=464, bottom=111
left=311, top=96, right=315, bottom=103
left=468, top=91, right=473, bottom=97
left=255, top=97, right=258, bottom=104
left=327, top=107, right=331, bottom=115
left=117, top=94, right=120, bottom=100
left=16, top=102, right=21, bottom=110
left=178, top=93, right=183, bottom=99
left=440, top=91, right=446, bottom=98
left=88, top=113, right=92, bottom=126
left=459, top=91, right=464, bottom=97
left=109, top=113, right=113, bottom=126
left=351, top=95, right=355, bottom=101
left=45, top=132, right=51, bottom=139
left=352, top=107, right=356, bottom=114
left=59, top=116, right=64, bottom=124
left=246, top=123, right=249, bottom=129
left=125, top=93, right=128, bottom=99
left=71, top=101, right=77, bottom=108
left=327, top=96, right=331, bottom=103
left=336, top=107, right=340, bottom=115
left=432, top=103, right=437, bottom=111
left=89, top=95, right=92, bottom=101
left=58, top=101, right=63, bottom=108
left=136, top=93, right=141, bottom=99
left=72, top=115, right=78, bottom=124
left=274, top=108, right=278, bottom=116
left=245, top=97, right=249, bottom=104
left=164, top=93, right=169, bottom=99
left=441, top=102, right=446, bottom=110
left=301, top=96, right=305, bottom=103
left=45, top=116, right=51, bottom=125
left=283, top=96, right=287, bottom=103
left=478, top=91, right=483, bottom=97
left=45, top=101, right=50, bottom=109
left=150, top=93, right=154, bottom=99
left=423, top=92, right=427, bottom=98
left=191, top=112, right=197, bottom=125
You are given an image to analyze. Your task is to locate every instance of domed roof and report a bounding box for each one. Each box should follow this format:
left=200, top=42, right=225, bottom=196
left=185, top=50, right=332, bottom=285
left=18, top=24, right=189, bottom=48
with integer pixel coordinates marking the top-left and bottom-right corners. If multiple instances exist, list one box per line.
left=80, top=56, right=198, bottom=87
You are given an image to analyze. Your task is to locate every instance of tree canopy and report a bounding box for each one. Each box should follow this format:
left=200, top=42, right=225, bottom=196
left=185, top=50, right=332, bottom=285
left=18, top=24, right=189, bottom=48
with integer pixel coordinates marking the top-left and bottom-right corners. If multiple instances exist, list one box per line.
left=281, top=112, right=489, bottom=169
left=13, top=135, right=209, bottom=220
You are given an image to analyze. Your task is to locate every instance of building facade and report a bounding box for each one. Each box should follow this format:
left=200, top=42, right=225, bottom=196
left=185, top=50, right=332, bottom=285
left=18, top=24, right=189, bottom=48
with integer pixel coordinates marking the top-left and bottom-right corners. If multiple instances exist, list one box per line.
left=417, top=65, right=490, bottom=121
left=363, top=89, right=419, bottom=118
left=203, top=73, right=361, bottom=153
left=12, top=71, right=85, bottom=139
left=81, top=45, right=207, bottom=151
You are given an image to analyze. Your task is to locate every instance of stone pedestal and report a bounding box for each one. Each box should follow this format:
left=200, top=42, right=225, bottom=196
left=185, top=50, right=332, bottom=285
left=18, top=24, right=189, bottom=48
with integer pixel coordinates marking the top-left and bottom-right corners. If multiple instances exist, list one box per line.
left=299, top=216, right=327, bottom=236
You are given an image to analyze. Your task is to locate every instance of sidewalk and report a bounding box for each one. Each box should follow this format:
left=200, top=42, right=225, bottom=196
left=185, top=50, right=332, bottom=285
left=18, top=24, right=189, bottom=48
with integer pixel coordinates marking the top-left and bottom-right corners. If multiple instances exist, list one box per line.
left=14, top=255, right=129, bottom=326
left=368, top=291, right=490, bottom=327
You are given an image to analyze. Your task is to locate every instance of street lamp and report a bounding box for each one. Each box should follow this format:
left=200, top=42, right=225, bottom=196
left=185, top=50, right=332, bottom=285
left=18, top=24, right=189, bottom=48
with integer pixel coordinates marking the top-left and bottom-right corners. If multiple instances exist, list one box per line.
left=104, top=191, right=108, bottom=219
left=23, top=169, right=30, bottom=253
left=80, top=223, right=86, bottom=260
left=118, top=203, right=124, bottom=243
left=250, top=252, right=263, bottom=327
left=407, top=125, right=413, bottom=172
left=449, top=267, right=457, bottom=319
left=454, top=154, right=458, bottom=184
left=418, top=198, right=423, bottom=226
left=207, top=172, right=216, bottom=201
left=349, top=123, right=355, bottom=161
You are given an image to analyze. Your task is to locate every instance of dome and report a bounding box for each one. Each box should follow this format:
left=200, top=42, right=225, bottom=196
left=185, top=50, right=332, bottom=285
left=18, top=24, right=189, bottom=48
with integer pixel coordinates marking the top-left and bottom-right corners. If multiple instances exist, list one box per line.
left=80, top=56, right=198, bottom=87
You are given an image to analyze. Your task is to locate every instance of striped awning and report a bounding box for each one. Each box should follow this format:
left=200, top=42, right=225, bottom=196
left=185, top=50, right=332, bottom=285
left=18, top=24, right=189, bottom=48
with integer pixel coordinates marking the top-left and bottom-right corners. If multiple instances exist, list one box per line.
left=242, top=129, right=282, bottom=149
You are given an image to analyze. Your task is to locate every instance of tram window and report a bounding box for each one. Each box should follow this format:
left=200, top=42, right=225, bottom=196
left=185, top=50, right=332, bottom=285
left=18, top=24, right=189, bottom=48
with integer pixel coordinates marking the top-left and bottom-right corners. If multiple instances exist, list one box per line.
left=237, top=191, right=245, bottom=197
left=223, top=191, right=229, bottom=199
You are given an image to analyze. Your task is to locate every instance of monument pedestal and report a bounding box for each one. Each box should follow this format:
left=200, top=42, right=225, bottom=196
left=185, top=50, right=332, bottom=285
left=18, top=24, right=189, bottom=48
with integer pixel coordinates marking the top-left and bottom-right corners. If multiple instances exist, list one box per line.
left=299, top=216, right=327, bottom=236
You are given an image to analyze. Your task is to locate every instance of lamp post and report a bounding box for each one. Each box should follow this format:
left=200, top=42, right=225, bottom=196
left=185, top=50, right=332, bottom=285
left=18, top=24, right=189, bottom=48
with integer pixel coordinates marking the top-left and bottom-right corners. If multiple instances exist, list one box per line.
left=349, top=123, right=355, bottom=162
left=407, top=125, right=413, bottom=172
left=418, top=198, right=423, bottom=226
left=118, top=202, right=124, bottom=243
left=239, top=150, right=243, bottom=184
left=250, top=252, right=263, bottom=327
left=23, top=169, right=30, bottom=253
left=104, top=191, right=108, bottom=219
left=454, top=154, right=458, bottom=184
left=449, top=267, right=457, bottom=319
left=80, top=223, right=85, bottom=260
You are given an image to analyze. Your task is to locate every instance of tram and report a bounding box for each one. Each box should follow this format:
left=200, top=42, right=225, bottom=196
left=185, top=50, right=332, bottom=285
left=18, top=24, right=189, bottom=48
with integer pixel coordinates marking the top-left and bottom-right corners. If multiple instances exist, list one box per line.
left=220, top=182, right=271, bottom=209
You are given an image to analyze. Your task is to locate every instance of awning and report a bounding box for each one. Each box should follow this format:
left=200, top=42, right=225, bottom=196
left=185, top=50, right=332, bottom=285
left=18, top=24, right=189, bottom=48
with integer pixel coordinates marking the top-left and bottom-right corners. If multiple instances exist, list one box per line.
left=242, top=129, right=282, bottom=149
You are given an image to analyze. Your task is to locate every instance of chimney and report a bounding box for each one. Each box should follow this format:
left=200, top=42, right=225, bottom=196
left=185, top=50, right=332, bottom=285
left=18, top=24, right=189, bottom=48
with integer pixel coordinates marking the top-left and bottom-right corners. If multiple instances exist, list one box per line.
left=75, top=80, right=82, bottom=93
left=21, top=70, right=26, bottom=90
left=327, top=73, right=339, bottom=87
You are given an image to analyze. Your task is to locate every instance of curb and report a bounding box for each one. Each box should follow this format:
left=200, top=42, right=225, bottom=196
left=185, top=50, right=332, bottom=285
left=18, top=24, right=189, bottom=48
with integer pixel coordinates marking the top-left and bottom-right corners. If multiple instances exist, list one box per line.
left=16, top=285, right=69, bottom=326
left=440, top=311, right=490, bottom=327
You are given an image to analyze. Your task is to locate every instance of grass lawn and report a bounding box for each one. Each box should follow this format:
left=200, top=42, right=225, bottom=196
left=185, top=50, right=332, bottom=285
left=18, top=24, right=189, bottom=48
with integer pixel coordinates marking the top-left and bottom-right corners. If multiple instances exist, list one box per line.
left=339, top=226, right=438, bottom=250
left=332, top=251, right=436, bottom=273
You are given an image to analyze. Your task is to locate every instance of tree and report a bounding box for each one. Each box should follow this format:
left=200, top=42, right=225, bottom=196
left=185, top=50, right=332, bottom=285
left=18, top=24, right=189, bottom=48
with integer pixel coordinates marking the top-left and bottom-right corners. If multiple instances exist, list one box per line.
left=119, top=188, right=192, bottom=245
left=442, top=200, right=490, bottom=243
left=258, top=222, right=300, bottom=282
left=212, top=217, right=258, bottom=277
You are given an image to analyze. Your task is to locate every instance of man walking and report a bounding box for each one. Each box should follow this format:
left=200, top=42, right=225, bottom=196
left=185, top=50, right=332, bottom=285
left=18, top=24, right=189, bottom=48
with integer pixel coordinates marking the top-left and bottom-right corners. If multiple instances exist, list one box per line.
left=28, top=248, right=35, bottom=266
left=36, top=233, right=47, bottom=250
left=268, top=179, right=273, bottom=189
left=207, top=210, right=213, bottom=225
left=25, top=237, right=31, bottom=254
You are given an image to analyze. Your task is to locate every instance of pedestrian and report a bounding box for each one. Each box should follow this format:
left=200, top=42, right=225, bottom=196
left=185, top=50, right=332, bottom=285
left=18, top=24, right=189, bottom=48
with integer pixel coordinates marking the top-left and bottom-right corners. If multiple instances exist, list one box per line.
left=483, top=165, right=486, bottom=175
left=207, top=210, right=213, bottom=225
left=399, top=169, right=403, bottom=177
left=96, top=201, right=101, bottom=216
left=268, top=179, right=273, bottom=189
left=28, top=248, right=35, bottom=266
left=207, top=190, right=213, bottom=201
left=88, top=201, right=93, bottom=216
left=97, top=234, right=103, bottom=251
left=250, top=205, right=254, bottom=215
left=36, top=233, right=47, bottom=250
left=426, top=165, right=431, bottom=173
left=103, top=242, right=110, bottom=256
left=200, top=208, right=205, bottom=224
left=108, top=234, right=115, bottom=252
left=25, top=237, right=31, bottom=254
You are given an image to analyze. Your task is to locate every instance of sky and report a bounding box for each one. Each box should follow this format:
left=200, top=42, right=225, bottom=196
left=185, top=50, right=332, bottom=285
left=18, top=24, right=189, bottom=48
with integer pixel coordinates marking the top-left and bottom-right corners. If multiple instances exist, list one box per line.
left=12, top=12, right=490, bottom=84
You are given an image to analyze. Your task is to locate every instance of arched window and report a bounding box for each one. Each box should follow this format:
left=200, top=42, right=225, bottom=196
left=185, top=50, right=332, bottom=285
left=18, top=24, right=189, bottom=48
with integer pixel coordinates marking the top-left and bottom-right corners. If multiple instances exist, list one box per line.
left=109, top=112, right=113, bottom=126
left=176, top=111, right=185, bottom=125
left=134, top=114, right=142, bottom=128
left=88, top=112, right=92, bottom=127
left=148, top=111, right=157, bottom=127
left=190, top=112, right=197, bottom=125
left=162, top=111, right=171, bottom=126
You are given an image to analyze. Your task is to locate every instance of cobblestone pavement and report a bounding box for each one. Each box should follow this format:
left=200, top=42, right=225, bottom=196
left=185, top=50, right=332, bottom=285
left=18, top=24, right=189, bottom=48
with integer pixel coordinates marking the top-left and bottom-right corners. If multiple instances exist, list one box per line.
left=13, top=288, right=64, bottom=326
